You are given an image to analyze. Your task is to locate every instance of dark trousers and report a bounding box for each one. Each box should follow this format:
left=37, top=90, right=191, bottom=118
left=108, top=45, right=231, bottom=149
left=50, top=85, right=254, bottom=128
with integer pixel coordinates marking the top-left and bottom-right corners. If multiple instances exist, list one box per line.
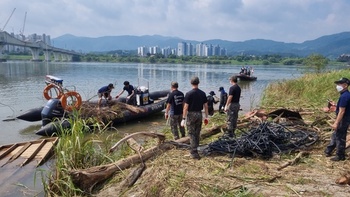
left=227, top=103, right=240, bottom=135
left=126, top=94, right=136, bottom=105
left=325, top=117, right=350, bottom=158
left=186, top=111, right=202, bottom=153
left=208, top=106, right=214, bottom=116
left=219, top=101, right=225, bottom=112
left=170, top=114, right=185, bottom=139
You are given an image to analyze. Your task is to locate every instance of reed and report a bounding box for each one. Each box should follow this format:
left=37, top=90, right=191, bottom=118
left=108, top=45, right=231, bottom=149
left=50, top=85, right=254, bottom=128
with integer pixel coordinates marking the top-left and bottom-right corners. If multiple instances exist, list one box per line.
left=260, top=69, right=350, bottom=109
left=43, top=112, right=125, bottom=196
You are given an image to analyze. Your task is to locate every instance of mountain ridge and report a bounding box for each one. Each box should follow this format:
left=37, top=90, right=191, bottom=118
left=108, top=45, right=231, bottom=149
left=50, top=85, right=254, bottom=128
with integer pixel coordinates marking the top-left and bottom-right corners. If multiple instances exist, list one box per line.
left=52, top=32, right=350, bottom=57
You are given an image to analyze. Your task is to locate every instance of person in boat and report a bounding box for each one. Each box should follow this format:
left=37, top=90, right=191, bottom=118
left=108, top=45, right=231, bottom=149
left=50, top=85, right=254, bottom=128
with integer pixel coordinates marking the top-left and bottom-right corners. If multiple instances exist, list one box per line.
left=250, top=66, right=254, bottom=76
left=97, top=83, right=114, bottom=108
left=207, top=91, right=219, bottom=116
left=324, top=77, right=350, bottom=161
left=165, top=81, right=185, bottom=140
left=115, top=81, right=136, bottom=105
left=239, top=67, right=245, bottom=74
left=181, top=76, right=209, bottom=160
left=218, top=86, right=228, bottom=113
left=224, top=75, right=241, bottom=138
left=247, top=67, right=251, bottom=76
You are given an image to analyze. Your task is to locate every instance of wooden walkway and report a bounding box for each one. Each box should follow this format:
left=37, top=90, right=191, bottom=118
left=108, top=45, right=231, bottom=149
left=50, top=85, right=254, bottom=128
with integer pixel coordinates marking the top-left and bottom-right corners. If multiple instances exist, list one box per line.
left=0, top=137, right=58, bottom=167
left=0, top=137, right=58, bottom=196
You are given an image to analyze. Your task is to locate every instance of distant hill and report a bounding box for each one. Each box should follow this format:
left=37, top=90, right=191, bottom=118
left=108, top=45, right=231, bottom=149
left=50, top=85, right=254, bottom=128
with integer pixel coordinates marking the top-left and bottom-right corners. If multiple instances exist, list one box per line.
left=52, top=32, right=350, bottom=58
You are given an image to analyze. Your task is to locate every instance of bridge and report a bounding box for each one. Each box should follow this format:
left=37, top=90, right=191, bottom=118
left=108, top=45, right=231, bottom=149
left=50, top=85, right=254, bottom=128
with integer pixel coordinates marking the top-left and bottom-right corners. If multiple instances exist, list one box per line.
left=0, top=31, right=81, bottom=61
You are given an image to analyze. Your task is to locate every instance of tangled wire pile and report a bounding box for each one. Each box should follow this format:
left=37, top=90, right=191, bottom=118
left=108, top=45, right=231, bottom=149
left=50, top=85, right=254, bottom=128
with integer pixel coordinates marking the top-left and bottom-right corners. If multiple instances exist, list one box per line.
left=205, top=122, right=319, bottom=159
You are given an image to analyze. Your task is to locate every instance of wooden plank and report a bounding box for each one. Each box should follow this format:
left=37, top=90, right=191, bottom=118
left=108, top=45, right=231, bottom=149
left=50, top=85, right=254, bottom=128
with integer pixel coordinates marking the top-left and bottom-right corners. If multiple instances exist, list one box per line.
left=36, top=137, right=58, bottom=167
left=0, top=144, right=18, bottom=160
left=0, top=137, right=58, bottom=167
left=20, top=140, right=46, bottom=167
left=0, top=137, right=58, bottom=196
left=2, top=142, right=31, bottom=167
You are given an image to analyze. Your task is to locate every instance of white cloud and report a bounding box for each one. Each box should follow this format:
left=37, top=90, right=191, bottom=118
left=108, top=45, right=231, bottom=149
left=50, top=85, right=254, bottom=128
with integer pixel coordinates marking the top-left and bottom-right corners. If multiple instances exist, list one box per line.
left=0, top=0, right=349, bottom=43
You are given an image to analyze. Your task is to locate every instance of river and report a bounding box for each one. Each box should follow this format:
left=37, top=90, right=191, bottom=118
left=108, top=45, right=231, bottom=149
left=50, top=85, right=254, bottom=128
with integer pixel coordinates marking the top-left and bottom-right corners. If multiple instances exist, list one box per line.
left=0, top=61, right=345, bottom=145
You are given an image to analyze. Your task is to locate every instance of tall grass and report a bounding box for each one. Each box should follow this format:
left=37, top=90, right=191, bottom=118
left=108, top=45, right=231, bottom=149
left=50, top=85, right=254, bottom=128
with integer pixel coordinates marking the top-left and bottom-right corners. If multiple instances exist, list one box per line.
left=43, top=111, right=125, bottom=196
left=260, top=69, right=350, bottom=109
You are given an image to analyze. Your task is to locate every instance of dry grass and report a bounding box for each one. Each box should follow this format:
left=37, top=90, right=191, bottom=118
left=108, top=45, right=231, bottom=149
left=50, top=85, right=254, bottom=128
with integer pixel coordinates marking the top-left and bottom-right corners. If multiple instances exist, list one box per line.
left=96, top=142, right=350, bottom=196
left=95, top=113, right=350, bottom=197
left=91, top=70, right=350, bottom=196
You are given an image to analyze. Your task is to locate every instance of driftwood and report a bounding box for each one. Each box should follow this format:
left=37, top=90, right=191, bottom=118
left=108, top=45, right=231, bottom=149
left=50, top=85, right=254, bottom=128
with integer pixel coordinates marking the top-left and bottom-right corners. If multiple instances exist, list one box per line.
left=109, top=132, right=166, bottom=153
left=69, top=124, right=224, bottom=192
left=80, top=101, right=146, bottom=120
left=277, top=152, right=308, bottom=171
left=126, top=137, right=143, bottom=153
left=112, top=102, right=146, bottom=114
left=336, top=172, right=350, bottom=185
left=120, top=162, right=147, bottom=188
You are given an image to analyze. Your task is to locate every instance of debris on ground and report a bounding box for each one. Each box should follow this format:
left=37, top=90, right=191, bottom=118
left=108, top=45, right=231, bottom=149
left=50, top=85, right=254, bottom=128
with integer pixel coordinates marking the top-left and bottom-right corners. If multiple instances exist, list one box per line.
left=205, top=121, right=318, bottom=159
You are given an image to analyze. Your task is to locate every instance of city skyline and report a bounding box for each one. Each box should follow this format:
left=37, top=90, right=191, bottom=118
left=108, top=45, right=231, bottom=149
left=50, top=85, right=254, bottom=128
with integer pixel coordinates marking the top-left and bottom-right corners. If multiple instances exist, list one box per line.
left=138, top=42, right=227, bottom=57
left=0, top=1, right=349, bottom=43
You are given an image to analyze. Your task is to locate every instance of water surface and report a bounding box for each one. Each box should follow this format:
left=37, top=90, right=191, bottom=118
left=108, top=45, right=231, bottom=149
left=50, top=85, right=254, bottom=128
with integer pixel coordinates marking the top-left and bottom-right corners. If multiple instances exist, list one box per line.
left=0, top=61, right=330, bottom=144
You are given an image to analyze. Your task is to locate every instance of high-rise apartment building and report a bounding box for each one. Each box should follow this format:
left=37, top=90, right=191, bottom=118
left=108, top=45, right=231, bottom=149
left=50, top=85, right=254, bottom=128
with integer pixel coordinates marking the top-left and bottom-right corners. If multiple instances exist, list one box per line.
left=177, top=42, right=186, bottom=56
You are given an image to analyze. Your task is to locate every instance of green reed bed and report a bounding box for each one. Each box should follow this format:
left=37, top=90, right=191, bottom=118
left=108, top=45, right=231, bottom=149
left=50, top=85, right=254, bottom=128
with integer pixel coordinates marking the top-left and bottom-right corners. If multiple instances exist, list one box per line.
left=261, top=69, right=350, bottom=109
left=43, top=112, right=128, bottom=196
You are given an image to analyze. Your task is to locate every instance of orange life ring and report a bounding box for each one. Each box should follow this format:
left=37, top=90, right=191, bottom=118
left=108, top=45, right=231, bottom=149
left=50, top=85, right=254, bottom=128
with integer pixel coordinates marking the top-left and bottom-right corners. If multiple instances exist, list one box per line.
left=60, top=91, right=82, bottom=111
left=43, top=84, right=63, bottom=100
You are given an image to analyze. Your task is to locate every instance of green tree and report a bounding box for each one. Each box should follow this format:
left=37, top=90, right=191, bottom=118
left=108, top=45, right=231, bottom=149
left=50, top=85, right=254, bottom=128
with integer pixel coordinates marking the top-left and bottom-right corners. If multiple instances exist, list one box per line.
left=303, top=53, right=329, bottom=73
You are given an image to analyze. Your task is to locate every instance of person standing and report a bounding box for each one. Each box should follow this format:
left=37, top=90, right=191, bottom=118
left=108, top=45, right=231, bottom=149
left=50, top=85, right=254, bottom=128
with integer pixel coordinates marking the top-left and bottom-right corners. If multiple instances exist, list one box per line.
left=218, top=87, right=228, bottom=113
left=181, top=76, right=209, bottom=160
left=115, top=81, right=136, bottom=105
left=207, top=91, right=218, bottom=116
left=97, top=83, right=114, bottom=108
left=224, top=75, right=241, bottom=138
left=165, top=82, right=185, bottom=140
left=324, top=77, right=350, bottom=161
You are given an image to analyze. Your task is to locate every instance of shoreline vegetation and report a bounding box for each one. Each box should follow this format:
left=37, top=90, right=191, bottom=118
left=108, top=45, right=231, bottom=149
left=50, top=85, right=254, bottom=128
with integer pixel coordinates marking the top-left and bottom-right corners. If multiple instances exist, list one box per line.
left=4, top=53, right=348, bottom=66
left=43, top=68, right=350, bottom=196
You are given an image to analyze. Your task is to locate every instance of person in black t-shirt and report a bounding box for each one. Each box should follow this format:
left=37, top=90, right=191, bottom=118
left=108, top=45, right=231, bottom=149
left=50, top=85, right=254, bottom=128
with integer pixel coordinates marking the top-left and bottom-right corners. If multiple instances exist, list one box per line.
left=224, top=75, right=241, bottom=138
left=97, top=83, right=114, bottom=108
left=115, top=81, right=136, bottom=105
left=181, top=76, right=209, bottom=160
left=207, top=91, right=218, bottom=116
left=165, top=82, right=185, bottom=140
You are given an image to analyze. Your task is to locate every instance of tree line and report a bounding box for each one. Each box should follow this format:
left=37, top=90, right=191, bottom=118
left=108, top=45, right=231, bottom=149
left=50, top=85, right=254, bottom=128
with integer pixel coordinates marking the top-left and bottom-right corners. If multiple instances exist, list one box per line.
left=79, top=52, right=330, bottom=67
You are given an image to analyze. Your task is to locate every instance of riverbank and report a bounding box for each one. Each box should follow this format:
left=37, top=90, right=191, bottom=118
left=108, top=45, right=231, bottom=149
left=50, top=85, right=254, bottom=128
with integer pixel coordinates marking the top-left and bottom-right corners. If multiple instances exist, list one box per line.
left=5, top=54, right=345, bottom=66
left=43, top=69, right=350, bottom=196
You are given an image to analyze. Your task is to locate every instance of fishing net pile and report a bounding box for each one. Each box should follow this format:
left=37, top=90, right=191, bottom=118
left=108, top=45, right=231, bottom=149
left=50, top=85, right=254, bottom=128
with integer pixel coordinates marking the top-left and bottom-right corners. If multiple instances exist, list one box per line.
left=205, top=121, right=319, bottom=159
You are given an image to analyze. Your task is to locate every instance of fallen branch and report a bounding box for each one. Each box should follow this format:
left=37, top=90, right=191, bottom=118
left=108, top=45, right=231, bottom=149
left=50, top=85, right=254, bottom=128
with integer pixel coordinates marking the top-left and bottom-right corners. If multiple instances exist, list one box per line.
left=277, top=152, right=308, bottom=171
left=121, top=162, right=146, bottom=188
left=335, top=172, right=350, bottom=185
left=126, top=137, right=143, bottom=153
left=69, top=124, right=224, bottom=192
left=109, top=132, right=165, bottom=153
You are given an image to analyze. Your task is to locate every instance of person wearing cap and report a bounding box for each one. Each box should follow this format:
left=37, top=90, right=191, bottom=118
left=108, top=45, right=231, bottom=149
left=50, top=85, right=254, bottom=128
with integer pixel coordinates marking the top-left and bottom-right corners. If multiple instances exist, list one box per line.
left=97, top=83, right=114, bottom=108
left=165, top=81, right=185, bottom=140
left=207, top=91, right=219, bottom=116
left=324, top=77, right=350, bottom=161
left=224, top=75, right=241, bottom=138
left=181, top=76, right=209, bottom=160
left=115, top=81, right=136, bottom=105
left=218, top=86, right=228, bottom=113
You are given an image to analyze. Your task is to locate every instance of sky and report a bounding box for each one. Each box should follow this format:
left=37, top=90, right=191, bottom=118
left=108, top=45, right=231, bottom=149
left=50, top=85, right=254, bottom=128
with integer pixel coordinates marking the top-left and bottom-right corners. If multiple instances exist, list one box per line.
left=0, top=0, right=349, bottom=43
